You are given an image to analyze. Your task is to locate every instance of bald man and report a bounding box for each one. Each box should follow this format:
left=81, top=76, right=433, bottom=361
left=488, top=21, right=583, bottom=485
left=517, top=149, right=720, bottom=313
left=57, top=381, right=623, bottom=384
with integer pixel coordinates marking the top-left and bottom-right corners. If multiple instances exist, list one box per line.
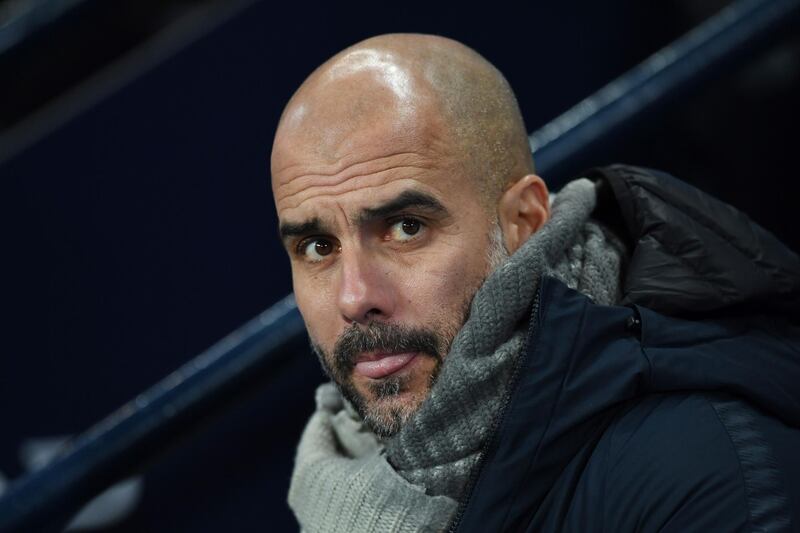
left=272, top=34, right=800, bottom=533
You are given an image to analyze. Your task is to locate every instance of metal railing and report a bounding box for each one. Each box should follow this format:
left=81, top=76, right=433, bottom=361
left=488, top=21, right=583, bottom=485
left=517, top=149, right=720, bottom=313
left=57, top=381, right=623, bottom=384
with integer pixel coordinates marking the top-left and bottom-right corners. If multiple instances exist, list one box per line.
left=1, top=0, right=798, bottom=530
left=529, top=0, right=800, bottom=180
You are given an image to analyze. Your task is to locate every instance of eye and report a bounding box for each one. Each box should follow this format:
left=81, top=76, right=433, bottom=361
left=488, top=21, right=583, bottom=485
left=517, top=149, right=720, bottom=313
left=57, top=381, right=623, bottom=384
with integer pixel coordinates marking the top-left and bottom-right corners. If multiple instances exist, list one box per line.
left=388, top=218, right=424, bottom=242
left=299, top=238, right=336, bottom=262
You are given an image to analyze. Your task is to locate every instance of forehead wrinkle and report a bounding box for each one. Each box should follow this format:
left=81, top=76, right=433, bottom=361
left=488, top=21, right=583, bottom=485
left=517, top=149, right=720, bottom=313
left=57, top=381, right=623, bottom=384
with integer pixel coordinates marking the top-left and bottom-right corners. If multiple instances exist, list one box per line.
left=273, top=149, right=423, bottom=179
left=274, top=143, right=441, bottom=193
left=277, top=177, right=437, bottom=215
left=277, top=164, right=436, bottom=211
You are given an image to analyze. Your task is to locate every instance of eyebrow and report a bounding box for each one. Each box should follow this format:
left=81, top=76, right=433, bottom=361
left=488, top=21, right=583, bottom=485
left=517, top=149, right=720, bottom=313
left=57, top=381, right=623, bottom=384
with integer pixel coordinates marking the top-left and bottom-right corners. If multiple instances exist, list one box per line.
left=279, top=218, right=327, bottom=245
left=356, top=190, right=449, bottom=225
left=278, top=189, right=449, bottom=246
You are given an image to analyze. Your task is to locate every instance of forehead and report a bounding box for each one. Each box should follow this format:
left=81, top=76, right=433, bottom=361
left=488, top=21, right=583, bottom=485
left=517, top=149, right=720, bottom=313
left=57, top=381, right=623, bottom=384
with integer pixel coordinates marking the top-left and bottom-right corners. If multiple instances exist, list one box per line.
left=269, top=58, right=486, bottom=222
left=272, top=58, right=431, bottom=170
left=271, top=115, right=478, bottom=221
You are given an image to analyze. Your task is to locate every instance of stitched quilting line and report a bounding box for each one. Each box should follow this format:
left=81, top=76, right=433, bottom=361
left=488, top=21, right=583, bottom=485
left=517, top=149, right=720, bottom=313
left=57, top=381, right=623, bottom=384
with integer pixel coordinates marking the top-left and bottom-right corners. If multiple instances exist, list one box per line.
left=706, top=394, right=791, bottom=533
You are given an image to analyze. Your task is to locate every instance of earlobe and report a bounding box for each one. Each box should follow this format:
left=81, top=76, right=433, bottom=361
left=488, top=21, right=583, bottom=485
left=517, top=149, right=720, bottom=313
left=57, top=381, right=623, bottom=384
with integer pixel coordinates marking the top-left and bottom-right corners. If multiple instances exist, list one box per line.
left=497, top=174, right=550, bottom=254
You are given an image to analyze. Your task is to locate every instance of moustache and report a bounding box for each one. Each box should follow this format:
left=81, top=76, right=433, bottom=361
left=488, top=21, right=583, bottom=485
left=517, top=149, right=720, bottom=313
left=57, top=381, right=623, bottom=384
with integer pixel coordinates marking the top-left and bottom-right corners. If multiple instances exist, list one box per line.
left=331, top=322, right=443, bottom=377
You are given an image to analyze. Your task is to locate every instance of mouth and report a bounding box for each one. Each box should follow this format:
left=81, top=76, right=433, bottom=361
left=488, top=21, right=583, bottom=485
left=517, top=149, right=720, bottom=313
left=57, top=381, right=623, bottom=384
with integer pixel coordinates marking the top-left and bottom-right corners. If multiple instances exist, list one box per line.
left=353, top=351, right=419, bottom=380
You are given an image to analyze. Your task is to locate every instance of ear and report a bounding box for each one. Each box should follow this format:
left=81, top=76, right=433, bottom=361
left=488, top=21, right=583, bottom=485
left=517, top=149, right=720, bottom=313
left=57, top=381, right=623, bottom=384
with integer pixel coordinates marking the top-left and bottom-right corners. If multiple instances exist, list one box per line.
left=497, top=174, right=550, bottom=253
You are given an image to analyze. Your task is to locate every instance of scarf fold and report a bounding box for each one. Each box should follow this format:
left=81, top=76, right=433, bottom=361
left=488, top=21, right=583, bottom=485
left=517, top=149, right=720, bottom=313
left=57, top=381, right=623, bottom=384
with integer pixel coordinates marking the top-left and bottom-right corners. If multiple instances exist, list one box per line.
left=289, top=178, right=626, bottom=532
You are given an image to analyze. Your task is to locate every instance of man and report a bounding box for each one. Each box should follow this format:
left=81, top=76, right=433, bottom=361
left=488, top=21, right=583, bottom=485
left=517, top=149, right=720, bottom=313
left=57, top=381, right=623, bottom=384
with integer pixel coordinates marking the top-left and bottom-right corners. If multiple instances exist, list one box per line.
left=271, top=34, right=800, bottom=532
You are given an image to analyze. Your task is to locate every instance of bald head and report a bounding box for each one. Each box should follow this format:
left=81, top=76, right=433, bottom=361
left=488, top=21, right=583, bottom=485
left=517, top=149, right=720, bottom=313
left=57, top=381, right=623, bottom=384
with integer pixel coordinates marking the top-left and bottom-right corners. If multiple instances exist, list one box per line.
left=271, top=34, right=534, bottom=210
left=273, top=36, right=548, bottom=436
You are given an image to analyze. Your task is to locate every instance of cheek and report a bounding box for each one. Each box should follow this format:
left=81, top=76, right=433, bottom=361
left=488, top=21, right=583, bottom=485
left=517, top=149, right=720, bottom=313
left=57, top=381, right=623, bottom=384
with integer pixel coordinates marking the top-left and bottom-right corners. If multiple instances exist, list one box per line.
left=293, top=272, right=338, bottom=348
left=396, top=245, right=488, bottom=320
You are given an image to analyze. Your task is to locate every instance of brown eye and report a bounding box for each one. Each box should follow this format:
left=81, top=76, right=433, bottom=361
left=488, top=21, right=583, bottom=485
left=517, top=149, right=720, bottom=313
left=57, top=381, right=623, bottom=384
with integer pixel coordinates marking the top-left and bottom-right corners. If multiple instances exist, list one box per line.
left=401, top=219, right=420, bottom=235
left=315, top=240, right=333, bottom=255
left=301, top=238, right=336, bottom=262
left=389, top=218, right=424, bottom=242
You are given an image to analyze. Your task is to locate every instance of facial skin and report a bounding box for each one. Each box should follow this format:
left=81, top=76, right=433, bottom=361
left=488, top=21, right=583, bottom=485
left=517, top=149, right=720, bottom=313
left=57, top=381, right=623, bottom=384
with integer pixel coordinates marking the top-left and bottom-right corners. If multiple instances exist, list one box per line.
left=271, top=34, right=549, bottom=437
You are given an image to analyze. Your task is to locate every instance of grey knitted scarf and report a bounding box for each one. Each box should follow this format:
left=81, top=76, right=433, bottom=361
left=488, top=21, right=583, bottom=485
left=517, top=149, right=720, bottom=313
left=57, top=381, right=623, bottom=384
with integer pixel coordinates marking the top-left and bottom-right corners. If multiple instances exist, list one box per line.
left=289, top=178, right=626, bottom=532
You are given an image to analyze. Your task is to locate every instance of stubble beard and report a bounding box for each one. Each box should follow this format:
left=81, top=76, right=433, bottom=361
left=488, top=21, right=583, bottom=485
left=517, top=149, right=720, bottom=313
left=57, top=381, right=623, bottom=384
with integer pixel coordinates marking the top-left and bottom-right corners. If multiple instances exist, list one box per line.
left=311, top=321, right=453, bottom=439
left=310, top=222, right=509, bottom=439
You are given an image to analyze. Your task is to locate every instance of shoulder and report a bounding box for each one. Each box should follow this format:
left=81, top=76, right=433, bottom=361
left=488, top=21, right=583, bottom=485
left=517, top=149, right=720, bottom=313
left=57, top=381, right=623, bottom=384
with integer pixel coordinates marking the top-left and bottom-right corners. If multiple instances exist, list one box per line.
left=571, top=392, right=754, bottom=532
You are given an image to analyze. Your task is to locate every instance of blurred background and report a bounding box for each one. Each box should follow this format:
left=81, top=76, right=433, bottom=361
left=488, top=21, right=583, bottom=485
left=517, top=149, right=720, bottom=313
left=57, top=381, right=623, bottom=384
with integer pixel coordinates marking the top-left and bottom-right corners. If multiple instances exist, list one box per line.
left=1, top=0, right=798, bottom=530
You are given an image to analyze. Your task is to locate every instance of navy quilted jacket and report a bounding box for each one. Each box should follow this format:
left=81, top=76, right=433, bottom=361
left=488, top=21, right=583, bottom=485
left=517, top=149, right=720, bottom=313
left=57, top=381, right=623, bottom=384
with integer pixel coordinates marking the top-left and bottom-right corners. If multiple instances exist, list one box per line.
left=453, top=165, right=800, bottom=532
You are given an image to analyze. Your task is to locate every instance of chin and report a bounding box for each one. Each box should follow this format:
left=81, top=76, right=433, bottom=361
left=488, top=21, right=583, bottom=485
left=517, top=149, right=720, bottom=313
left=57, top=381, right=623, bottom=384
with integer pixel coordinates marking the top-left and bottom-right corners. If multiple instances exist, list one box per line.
left=333, top=352, right=442, bottom=438
left=349, top=376, right=431, bottom=439
left=363, top=392, right=427, bottom=439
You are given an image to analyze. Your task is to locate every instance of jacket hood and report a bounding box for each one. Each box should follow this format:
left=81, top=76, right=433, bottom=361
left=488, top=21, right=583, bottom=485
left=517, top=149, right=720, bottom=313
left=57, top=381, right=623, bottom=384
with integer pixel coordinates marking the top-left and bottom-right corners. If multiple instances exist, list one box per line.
left=588, top=164, right=800, bottom=317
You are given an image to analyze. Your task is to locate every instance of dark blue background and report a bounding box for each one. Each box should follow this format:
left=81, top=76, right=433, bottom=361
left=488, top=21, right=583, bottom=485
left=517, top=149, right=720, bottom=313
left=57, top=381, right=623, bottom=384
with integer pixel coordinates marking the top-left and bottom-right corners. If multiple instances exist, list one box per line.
left=1, top=0, right=797, bottom=530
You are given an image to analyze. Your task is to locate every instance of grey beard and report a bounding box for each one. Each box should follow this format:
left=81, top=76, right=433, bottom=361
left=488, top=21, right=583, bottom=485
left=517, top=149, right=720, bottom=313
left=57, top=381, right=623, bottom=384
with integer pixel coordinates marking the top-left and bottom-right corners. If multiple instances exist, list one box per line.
left=310, top=326, right=445, bottom=439
left=487, top=221, right=510, bottom=272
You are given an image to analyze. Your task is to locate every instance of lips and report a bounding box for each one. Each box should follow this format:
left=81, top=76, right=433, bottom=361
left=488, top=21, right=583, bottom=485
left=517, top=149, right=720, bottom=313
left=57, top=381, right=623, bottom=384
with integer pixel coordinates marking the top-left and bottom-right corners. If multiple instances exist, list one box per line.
left=354, top=352, right=418, bottom=379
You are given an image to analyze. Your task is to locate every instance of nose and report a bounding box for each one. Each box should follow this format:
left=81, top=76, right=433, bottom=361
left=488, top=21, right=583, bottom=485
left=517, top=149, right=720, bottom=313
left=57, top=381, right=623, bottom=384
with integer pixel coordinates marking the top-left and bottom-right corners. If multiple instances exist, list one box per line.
left=336, top=246, right=395, bottom=325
